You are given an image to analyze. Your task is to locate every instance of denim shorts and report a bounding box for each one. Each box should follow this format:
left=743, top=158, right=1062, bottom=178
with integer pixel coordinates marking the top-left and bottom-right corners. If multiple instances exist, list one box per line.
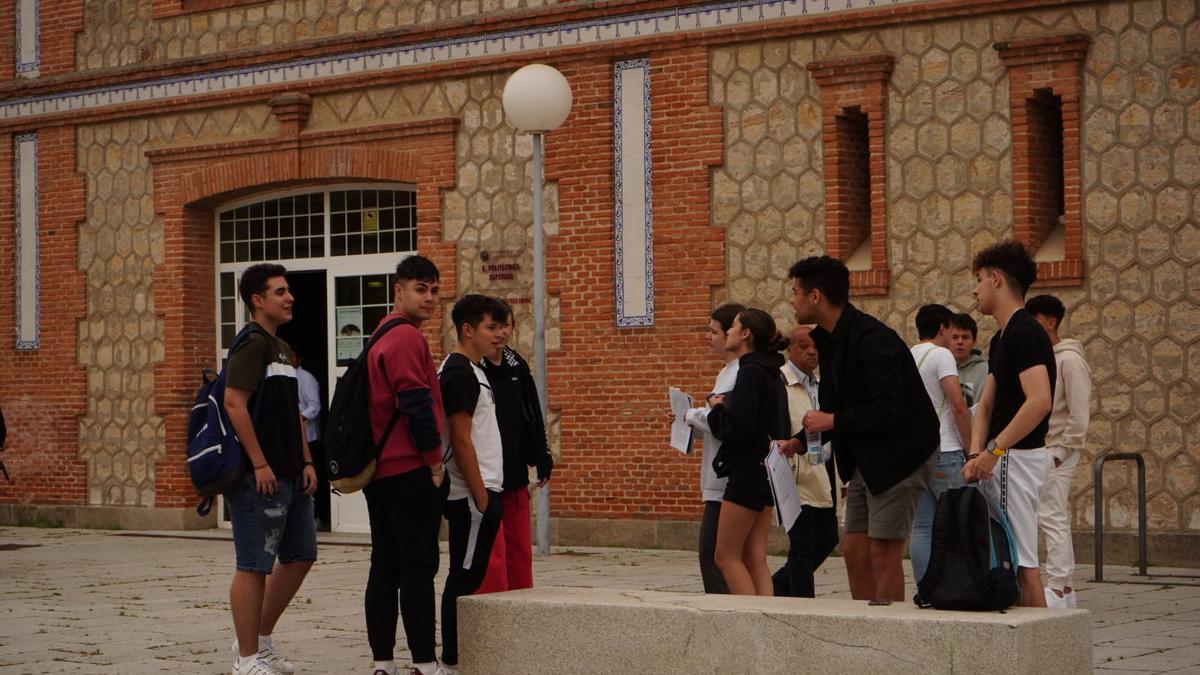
left=225, top=473, right=317, bottom=574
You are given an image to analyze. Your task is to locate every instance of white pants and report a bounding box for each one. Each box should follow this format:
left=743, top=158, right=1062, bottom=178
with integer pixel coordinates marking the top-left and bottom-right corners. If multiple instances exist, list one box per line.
left=1038, top=447, right=1080, bottom=590
left=980, top=448, right=1051, bottom=570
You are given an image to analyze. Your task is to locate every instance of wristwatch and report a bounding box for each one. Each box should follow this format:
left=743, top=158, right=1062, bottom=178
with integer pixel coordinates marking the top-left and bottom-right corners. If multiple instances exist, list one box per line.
left=985, top=439, right=1007, bottom=457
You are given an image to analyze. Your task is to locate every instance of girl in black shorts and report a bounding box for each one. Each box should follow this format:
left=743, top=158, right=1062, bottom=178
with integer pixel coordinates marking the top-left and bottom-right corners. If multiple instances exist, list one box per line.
left=707, top=308, right=789, bottom=596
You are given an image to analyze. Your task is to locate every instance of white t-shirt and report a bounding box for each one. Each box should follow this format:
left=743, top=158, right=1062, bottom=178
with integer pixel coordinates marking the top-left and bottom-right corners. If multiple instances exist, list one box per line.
left=439, top=353, right=504, bottom=501
left=911, top=342, right=963, bottom=453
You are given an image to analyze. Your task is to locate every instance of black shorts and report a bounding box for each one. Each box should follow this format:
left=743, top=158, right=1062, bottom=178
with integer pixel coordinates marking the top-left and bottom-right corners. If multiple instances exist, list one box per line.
left=723, top=463, right=773, bottom=512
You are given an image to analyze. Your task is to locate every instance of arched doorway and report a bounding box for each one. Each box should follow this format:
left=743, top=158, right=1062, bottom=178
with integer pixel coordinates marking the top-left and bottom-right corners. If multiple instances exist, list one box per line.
left=214, top=183, right=417, bottom=533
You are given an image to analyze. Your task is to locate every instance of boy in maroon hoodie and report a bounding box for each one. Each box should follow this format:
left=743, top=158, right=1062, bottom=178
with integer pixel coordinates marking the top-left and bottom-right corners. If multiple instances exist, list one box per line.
left=363, top=255, right=449, bottom=675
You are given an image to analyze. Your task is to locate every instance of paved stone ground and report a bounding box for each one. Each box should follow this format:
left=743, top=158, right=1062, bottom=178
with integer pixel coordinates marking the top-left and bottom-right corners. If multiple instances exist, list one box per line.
left=1, top=526, right=1198, bottom=674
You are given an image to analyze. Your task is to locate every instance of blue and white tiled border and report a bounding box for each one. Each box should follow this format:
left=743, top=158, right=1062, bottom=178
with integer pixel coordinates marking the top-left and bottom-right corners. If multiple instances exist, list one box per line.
left=14, top=132, right=40, bottom=350
left=0, top=0, right=927, bottom=122
left=15, top=0, right=40, bottom=76
left=613, top=58, right=655, bottom=328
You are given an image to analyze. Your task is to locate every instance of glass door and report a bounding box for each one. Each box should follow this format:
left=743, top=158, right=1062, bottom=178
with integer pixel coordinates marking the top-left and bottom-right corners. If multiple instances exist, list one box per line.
left=326, top=267, right=397, bottom=534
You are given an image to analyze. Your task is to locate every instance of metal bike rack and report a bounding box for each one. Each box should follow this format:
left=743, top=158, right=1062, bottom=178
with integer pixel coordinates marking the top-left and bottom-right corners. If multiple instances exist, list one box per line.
left=1093, top=452, right=1147, bottom=582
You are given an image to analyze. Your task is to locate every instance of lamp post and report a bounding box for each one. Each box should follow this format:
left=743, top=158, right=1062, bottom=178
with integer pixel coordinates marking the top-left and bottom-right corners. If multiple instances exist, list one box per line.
left=502, top=64, right=572, bottom=557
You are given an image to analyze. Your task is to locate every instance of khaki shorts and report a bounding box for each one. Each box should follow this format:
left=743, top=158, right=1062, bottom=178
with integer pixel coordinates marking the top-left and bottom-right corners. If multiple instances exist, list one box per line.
left=844, top=450, right=937, bottom=541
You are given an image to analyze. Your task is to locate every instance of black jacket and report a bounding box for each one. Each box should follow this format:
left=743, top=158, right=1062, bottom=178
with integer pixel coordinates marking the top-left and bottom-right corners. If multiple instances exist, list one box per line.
left=481, top=347, right=553, bottom=489
left=811, top=304, right=938, bottom=495
left=707, top=351, right=790, bottom=475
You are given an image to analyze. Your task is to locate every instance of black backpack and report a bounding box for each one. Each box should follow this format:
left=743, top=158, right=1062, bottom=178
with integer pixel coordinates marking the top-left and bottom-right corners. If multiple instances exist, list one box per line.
left=914, top=485, right=1021, bottom=611
left=323, top=317, right=410, bottom=494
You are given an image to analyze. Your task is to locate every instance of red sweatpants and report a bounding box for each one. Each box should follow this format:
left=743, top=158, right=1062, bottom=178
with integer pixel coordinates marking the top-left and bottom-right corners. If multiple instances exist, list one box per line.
left=475, top=487, right=534, bottom=593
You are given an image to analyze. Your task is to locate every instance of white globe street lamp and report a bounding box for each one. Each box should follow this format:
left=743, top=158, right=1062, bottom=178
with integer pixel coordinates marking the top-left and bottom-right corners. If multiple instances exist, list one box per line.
left=502, top=64, right=572, bottom=557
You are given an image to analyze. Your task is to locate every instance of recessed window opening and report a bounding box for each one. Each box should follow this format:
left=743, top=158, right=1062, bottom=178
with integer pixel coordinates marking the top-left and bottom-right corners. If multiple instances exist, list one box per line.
left=1027, top=88, right=1066, bottom=263
left=836, top=106, right=872, bottom=271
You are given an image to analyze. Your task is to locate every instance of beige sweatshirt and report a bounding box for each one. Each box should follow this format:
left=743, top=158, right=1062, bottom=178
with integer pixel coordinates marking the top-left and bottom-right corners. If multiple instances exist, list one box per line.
left=1046, top=338, right=1092, bottom=462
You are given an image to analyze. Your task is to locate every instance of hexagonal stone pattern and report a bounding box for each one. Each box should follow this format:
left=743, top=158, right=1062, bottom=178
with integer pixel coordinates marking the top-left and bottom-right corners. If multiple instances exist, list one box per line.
left=76, top=106, right=277, bottom=506
left=76, top=0, right=551, bottom=70
left=710, top=0, right=1199, bottom=533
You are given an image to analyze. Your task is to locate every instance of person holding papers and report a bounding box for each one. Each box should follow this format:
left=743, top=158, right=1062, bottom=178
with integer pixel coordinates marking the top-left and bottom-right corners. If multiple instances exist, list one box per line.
left=773, top=326, right=839, bottom=598
left=681, top=303, right=744, bottom=594
left=707, top=308, right=790, bottom=596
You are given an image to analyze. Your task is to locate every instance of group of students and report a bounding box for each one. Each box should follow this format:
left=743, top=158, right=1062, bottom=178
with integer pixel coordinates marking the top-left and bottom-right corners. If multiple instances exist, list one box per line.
left=220, top=255, right=552, bottom=675
left=686, top=241, right=1091, bottom=611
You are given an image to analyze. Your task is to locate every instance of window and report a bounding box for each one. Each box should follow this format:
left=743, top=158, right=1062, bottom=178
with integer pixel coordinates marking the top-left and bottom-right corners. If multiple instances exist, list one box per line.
left=214, top=185, right=416, bottom=352
left=808, top=55, right=895, bottom=296
left=996, top=34, right=1089, bottom=286
left=334, top=274, right=395, bottom=366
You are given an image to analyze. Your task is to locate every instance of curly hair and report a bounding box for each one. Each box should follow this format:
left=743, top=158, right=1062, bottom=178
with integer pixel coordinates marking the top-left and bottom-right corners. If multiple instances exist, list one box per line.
left=972, top=240, right=1037, bottom=298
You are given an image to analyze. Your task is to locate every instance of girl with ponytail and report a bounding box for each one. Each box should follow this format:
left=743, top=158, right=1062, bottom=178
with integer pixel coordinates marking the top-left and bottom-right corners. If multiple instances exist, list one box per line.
left=706, top=308, right=791, bottom=595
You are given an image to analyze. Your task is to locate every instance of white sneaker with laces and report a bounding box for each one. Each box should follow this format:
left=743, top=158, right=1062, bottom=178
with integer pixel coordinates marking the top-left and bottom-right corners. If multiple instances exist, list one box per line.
left=232, top=640, right=296, bottom=674
left=232, top=655, right=285, bottom=675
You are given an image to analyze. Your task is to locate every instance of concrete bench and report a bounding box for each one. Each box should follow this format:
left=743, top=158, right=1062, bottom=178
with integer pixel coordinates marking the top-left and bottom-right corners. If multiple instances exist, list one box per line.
left=459, top=587, right=1091, bottom=674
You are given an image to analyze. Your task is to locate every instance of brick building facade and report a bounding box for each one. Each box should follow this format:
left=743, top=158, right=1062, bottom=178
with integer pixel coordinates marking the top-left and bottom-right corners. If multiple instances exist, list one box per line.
left=1, top=0, right=1197, bottom=562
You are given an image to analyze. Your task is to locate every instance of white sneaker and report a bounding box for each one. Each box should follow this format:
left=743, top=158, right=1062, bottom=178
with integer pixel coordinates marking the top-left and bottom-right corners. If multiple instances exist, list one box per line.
left=1044, top=586, right=1069, bottom=609
left=409, top=666, right=449, bottom=675
left=233, top=655, right=285, bottom=675
left=232, top=640, right=296, bottom=674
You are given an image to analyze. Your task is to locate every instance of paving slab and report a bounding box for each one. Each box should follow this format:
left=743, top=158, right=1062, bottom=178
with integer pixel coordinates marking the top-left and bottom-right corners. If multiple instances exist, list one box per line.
left=1, top=526, right=1198, bottom=674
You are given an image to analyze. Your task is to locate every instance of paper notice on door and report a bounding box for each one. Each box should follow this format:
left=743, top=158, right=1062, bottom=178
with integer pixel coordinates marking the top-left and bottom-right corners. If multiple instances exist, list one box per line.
left=669, top=386, right=694, bottom=454
left=766, top=441, right=803, bottom=531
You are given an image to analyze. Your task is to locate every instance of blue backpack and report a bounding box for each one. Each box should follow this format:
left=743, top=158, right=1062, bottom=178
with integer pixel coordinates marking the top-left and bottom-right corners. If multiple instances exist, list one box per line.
left=186, top=324, right=268, bottom=515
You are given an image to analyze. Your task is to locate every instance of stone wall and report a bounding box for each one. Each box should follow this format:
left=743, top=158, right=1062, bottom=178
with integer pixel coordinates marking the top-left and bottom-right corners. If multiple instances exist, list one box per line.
left=76, top=0, right=552, bottom=71
left=75, top=106, right=278, bottom=505
left=711, top=0, right=1199, bottom=532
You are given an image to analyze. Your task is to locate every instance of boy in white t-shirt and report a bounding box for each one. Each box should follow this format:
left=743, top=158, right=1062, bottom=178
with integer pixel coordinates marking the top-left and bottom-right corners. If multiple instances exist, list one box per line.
left=908, top=304, right=973, bottom=583
left=438, top=294, right=509, bottom=675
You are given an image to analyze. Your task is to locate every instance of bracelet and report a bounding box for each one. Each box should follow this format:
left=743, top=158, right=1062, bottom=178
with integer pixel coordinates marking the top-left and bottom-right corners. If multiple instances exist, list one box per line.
left=253, top=463, right=268, bottom=470
left=965, top=453, right=980, bottom=461
left=303, top=461, right=314, bottom=467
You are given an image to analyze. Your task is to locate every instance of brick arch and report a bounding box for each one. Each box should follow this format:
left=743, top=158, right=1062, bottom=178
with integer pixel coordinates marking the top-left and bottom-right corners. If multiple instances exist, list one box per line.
left=178, top=146, right=425, bottom=209
left=145, top=118, right=459, bottom=512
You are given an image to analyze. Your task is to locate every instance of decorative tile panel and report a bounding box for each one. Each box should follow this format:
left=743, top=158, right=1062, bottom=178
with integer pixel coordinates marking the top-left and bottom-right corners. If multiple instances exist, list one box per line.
left=16, top=0, right=40, bottom=75
left=14, top=133, right=39, bottom=350
left=614, top=58, right=654, bottom=327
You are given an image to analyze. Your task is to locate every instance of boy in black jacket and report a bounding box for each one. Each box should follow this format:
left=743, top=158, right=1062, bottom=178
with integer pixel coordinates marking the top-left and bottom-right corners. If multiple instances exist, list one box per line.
left=789, top=257, right=939, bottom=604
left=477, top=305, right=553, bottom=591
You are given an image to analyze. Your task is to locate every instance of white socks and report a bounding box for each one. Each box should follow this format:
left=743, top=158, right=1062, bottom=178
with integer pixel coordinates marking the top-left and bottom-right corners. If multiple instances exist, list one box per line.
left=411, top=661, right=438, bottom=674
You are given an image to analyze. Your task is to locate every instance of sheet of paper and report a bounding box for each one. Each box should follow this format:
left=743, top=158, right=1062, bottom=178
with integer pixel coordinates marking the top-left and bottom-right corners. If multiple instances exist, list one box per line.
left=766, top=441, right=803, bottom=531
left=669, top=386, right=695, bottom=454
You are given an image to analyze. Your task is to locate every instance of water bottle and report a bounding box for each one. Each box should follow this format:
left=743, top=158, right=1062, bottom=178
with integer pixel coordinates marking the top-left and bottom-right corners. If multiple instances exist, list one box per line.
left=806, top=429, right=823, bottom=465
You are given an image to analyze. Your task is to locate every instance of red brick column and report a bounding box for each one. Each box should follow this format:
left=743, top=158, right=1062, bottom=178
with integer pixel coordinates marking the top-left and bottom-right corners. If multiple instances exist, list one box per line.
left=147, top=109, right=457, bottom=508
left=0, top=127, right=89, bottom=505
left=543, top=49, right=724, bottom=520
left=808, top=55, right=894, bottom=296
left=996, top=34, right=1089, bottom=287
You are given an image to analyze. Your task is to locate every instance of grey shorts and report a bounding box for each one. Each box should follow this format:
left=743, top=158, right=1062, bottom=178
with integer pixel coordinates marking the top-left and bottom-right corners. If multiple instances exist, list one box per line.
left=844, top=450, right=938, bottom=541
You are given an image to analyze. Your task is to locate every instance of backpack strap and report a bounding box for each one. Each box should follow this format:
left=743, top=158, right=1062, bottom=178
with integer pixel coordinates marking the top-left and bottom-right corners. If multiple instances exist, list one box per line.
left=915, top=344, right=947, bottom=415
left=226, top=323, right=274, bottom=422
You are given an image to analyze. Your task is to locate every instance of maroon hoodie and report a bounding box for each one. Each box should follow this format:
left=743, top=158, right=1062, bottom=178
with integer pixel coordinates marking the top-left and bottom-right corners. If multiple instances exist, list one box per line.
left=367, top=313, right=445, bottom=480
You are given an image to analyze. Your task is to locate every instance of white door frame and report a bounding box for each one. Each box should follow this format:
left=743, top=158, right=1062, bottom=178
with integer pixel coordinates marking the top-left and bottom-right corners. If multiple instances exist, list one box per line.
left=211, top=183, right=416, bottom=533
